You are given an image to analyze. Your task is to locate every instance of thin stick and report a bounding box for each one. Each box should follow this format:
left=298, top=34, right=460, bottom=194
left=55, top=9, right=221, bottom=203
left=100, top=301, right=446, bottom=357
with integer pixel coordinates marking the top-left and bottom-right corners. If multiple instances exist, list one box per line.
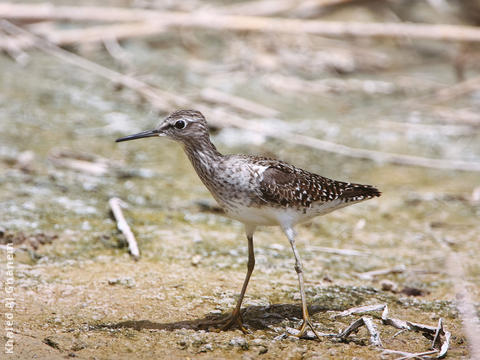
left=381, top=348, right=437, bottom=359
left=3, top=3, right=480, bottom=42
left=393, top=349, right=438, bottom=360
left=109, top=197, right=140, bottom=260
left=200, top=87, right=279, bottom=118
left=338, top=316, right=383, bottom=347
left=438, top=330, right=451, bottom=358
left=363, top=316, right=382, bottom=347
left=103, top=36, right=134, bottom=70
left=215, top=0, right=303, bottom=16
left=4, top=20, right=480, bottom=173
left=0, top=28, right=29, bottom=64
left=356, top=265, right=406, bottom=280
left=432, top=318, right=443, bottom=350
left=338, top=317, right=364, bottom=338
left=39, top=22, right=167, bottom=47
left=307, top=245, right=370, bottom=257
left=334, top=304, right=386, bottom=318
left=50, top=157, right=109, bottom=176
left=428, top=75, right=480, bottom=103
left=216, top=0, right=358, bottom=16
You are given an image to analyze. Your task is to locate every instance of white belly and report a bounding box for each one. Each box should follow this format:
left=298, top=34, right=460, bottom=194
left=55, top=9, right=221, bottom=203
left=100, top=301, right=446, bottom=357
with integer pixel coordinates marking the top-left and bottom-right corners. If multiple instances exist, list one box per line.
left=223, top=199, right=345, bottom=227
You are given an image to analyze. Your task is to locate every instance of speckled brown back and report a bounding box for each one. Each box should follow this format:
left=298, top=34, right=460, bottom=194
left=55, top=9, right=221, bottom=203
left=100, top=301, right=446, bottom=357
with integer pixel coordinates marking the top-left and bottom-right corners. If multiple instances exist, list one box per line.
left=258, top=161, right=381, bottom=208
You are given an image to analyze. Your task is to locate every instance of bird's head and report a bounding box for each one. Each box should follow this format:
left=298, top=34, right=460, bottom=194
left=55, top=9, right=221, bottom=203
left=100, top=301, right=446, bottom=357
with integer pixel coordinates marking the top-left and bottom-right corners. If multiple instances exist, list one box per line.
left=116, top=110, right=209, bottom=144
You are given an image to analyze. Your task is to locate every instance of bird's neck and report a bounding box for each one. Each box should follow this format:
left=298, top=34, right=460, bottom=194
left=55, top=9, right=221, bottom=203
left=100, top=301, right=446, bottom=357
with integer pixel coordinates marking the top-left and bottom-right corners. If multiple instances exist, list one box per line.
left=183, top=136, right=223, bottom=175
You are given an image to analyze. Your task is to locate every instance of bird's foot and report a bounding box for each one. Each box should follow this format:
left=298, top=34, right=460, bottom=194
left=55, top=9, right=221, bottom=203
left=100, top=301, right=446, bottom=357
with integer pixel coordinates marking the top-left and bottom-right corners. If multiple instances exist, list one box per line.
left=296, top=317, right=321, bottom=341
left=220, top=311, right=251, bottom=334
left=207, top=310, right=250, bottom=334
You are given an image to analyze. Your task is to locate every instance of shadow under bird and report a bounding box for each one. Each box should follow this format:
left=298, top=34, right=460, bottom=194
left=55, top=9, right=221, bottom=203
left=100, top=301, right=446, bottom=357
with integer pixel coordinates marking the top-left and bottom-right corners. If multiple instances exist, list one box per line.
left=116, top=109, right=381, bottom=338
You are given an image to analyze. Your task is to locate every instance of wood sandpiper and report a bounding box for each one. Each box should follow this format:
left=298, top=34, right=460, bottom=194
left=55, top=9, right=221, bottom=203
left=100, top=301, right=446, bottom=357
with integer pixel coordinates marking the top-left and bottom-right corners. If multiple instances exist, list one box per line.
left=116, top=109, right=381, bottom=338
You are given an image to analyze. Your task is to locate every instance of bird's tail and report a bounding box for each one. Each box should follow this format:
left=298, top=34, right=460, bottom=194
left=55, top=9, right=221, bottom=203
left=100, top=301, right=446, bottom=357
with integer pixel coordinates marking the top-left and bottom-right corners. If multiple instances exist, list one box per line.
left=339, top=184, right=381, bottom=203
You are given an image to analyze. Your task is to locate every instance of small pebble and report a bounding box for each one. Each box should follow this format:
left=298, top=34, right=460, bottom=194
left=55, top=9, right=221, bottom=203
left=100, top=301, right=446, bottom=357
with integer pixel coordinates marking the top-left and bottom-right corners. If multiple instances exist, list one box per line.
left=380, top=279, right=398, bottom=292
left=191, top=254, right=202, bottom=266
left=198, top=343, right=213, bottom=352
left=229, top=337, right=248, bottom=350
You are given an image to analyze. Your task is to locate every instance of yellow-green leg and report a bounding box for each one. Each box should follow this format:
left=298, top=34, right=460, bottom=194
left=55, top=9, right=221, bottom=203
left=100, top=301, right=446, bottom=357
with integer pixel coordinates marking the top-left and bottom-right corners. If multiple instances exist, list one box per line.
left=219, top=226, right=256, bottom=333
left=283, top=226, right=321, bottom=340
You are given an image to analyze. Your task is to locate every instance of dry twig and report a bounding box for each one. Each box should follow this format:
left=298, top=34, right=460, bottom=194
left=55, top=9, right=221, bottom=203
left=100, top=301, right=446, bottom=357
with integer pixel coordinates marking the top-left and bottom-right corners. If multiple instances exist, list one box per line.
left=37, top=22, right=166, bottom=47
left=307, top=245, right=370, bottom=257
left=48, top=149, right=112, bottom=176
left=427, top=75, right=480, bottom=103
left=216, top=0, right=360, bottom=17
left=103, top=36, right=134, bottom=71
left=109, top=197, right=140, bottom=260
left=381, top=348, right=438, bottom=359
left=334, top=304, right=386, bottom=318
left=356, top=265, right=406, bottom=280
left=0, top=28, right=29, bottom=64
left=3, top=3, right=480, bottom=42
left=338, top=317, right=365, bottom=338
left=200, top=87, right=279, bottom=118
left=363, top=316, right=382, bottom=347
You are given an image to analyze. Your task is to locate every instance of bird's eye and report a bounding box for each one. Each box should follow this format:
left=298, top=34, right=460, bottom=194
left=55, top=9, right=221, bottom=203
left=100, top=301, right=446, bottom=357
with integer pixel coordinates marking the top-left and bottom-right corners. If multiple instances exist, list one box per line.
left=174, top=120, right=186, bottom=129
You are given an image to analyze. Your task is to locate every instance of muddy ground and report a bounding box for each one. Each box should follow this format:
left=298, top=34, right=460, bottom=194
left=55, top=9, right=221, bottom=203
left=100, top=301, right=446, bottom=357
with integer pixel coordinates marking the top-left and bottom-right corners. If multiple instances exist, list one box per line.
left=1, top=1, right=480, bottom=359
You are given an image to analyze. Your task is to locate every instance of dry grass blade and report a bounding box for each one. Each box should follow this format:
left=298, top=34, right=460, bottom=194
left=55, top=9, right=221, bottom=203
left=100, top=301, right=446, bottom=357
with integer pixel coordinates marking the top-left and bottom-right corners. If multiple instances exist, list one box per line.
left=338, top=317, right=364, bottom=338
left=0, top=28, right=29, bottom=64
left=40, top=22, right=167, bottom=47
left=438, top=330, right=450, bottom=359
left=382, top=316, right=412, bottom=331
left=338, top=316, right=382, bottom=347
left=381, top=306, right=412, bottom=331
left=356, top=265, right=406, bottom=280
left=200, top=88, right=279, bottom=117
left=382, top=349, right=437, bottom=360
left=431, top=318, right=443, bottom=349
left=306, top=245, right=370, bottom=257
left=428, top=107, right=480, bottom=126
left=215, top=0, right=300, bottom=16
left=216, top=0, right=356, bottom=16
left=405, top=321, right=437, bottom=334
left=48, top=149, right=112, bottom=176
left=109, top=197, right=140, bottom=260
left=363, top=316, right=383, bottom=347
left=334, top=304, right=386, bottom=318
left=103, top=36, right=134, bottom=70
left=400, top=350, right=438, bottom=359
left=3, top=3, right=480, bottom=42
left=427, top=75, right=480, bottom=103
